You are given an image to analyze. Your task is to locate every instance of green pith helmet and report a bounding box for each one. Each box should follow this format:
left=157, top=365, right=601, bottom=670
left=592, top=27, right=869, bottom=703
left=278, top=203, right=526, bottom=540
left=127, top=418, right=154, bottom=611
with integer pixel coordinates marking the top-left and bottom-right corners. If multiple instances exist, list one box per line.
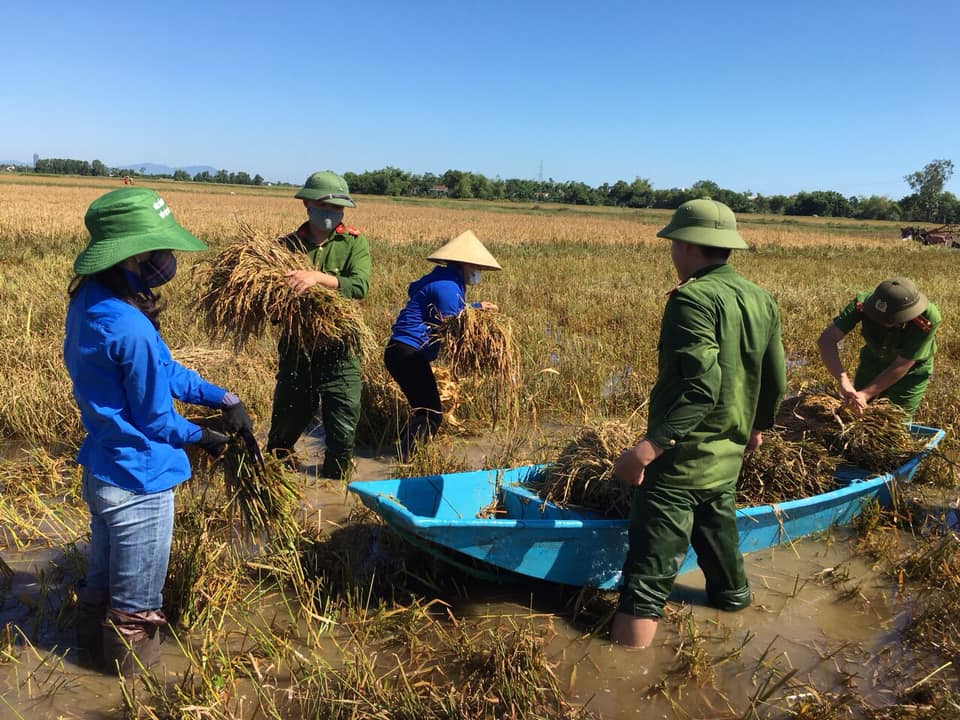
left=656, top=199, right=748, bottom=249
left=74, top=188, right=206, bottom=275
left=294, top=170, right=356, bottom=207
left=864, top=277, right=928, bottom=325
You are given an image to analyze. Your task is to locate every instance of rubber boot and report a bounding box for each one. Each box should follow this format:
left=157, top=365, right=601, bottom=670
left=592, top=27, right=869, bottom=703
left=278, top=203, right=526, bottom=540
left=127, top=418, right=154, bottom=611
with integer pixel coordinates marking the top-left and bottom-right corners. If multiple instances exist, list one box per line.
left=103, top=608, right=166, bottom=677
left=76, top=584, right=109, bottom=667
left=321, top=454, right=354, bottom=481
left=708, top=584, right=752, bottom=612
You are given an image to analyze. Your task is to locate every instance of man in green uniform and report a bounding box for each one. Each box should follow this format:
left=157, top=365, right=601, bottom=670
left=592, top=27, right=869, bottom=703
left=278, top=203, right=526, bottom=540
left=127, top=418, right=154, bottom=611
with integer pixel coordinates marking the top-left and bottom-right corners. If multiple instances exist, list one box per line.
left=611, top=199, right=787, bottom=648
left=817, top=276, right=939, bottom=417
left=266, top=171, right=371, bottom=479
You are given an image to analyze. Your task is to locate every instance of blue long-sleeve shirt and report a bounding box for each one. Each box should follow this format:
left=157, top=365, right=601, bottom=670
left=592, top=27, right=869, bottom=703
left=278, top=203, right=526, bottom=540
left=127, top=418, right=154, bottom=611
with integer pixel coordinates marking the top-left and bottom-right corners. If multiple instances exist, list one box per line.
left=389, top=264, right=478, bottom=361
left=64, top=280, right=227, bottom=493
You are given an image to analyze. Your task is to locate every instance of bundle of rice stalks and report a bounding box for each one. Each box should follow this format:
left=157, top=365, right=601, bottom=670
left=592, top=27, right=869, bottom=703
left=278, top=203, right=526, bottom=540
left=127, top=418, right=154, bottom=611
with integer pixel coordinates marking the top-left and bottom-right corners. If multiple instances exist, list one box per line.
left=222, top=443, right=299, bottom=537
left=534, top=421, right=636, bottom=518
left=776, top=393, right=846, bottom=446
left=433, top=308, right=516, bottom=382
left=393, top=436, right=470, bottom=478
left=833, top=400, right=918, bottom=472
left=893, top=532, right=960, bottom=588
left=433, top=308, right=520, bottom=426
left=737, top=431, right=839, bottom=506
left=777, top=394, right=921, bottom=473
left=193, top=220, right=375, bottom=357
left=190, top=414, right=300, bottom=538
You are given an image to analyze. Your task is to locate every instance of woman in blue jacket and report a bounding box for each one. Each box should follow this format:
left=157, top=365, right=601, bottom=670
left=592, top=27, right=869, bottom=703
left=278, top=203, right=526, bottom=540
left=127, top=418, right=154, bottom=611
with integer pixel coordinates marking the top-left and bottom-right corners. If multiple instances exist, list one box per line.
left=384, top=231, right=501, bottom=459
left=64, top=188, right=255, bottom=676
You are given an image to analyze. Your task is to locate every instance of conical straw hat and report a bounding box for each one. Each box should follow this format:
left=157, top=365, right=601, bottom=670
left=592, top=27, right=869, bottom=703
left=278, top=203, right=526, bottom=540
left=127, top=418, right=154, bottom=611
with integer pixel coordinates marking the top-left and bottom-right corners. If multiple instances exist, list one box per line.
left=426, top=230, right=502, bottom=270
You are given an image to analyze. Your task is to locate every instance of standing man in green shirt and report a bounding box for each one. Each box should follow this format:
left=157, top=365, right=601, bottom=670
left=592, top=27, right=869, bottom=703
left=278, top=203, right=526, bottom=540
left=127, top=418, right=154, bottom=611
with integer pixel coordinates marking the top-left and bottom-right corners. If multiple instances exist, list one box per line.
left=611, top=199, right=787, bottom=649
left=817, top=277, right=939, bottom=417
left=266, top=171, right=371, bottom=479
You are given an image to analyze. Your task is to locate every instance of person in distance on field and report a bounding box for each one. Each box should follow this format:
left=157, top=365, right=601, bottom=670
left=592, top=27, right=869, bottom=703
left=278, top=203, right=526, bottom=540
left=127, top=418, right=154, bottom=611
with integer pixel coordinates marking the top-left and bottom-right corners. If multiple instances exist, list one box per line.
left=611, top=199, right=787, bottom=649
left=817, top=276, right=939, bottom=418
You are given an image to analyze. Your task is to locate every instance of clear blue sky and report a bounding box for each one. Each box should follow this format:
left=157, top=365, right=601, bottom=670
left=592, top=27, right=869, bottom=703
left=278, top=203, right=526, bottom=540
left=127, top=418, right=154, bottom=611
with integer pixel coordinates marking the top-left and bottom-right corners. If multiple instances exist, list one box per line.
left=2, top=0, right=957, bottom=198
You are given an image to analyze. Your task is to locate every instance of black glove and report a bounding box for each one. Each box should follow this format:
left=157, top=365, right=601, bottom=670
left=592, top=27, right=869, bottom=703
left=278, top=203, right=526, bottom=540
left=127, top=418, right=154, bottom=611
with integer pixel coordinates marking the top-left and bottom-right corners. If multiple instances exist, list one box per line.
left=195, top=428, right=229, bottom=458
left=221, top=401, right=255, bottom=435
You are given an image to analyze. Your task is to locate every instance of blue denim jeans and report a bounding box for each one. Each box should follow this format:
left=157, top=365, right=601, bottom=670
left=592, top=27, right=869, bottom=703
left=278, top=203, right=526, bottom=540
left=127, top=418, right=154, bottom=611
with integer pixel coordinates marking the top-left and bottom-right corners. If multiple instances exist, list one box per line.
left=81, top=470, right=174, bottom=613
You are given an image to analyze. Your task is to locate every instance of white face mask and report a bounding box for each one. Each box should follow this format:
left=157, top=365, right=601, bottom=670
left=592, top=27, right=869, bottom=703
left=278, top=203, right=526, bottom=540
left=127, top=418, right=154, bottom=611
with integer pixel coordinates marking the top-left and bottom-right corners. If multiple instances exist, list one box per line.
left=465, top=269, right=482, bottom=285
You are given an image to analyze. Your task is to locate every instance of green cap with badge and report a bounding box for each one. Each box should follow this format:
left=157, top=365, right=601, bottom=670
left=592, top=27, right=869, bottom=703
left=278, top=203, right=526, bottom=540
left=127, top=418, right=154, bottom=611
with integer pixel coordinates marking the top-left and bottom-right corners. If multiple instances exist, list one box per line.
left=656, top=199, right=749, bottom=249
left=294, top=170, right=356, bottom=207
left=74, top=188, right=207, bottom=275
left=863, top=277, right=928, bottom=325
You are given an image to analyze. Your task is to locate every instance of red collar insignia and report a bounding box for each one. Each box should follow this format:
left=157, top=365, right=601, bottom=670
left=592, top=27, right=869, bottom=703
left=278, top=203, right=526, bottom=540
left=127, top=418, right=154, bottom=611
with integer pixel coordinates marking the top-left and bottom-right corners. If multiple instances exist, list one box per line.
left=911, top=314, right=933, bottom=332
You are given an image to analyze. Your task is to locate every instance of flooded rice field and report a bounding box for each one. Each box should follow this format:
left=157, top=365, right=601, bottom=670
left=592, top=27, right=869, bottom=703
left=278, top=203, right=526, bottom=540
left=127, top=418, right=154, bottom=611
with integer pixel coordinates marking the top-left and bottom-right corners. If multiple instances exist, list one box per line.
left=1, top=430, right=957, bottom=719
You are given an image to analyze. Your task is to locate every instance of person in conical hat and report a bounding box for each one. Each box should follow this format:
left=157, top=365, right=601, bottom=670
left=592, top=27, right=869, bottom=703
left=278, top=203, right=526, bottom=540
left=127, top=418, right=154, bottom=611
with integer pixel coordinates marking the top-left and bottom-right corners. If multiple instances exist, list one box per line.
left=817, top=276, right=939, bottom=417
left=384, top=230, right=501, bottom=460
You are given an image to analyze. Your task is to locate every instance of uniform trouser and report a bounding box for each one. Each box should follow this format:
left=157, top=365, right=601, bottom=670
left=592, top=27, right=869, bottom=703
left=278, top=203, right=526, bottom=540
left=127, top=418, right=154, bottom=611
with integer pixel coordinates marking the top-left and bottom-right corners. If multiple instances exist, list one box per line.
left=267, top=342, right=362, bottom=475
left=383, top=342, right=443, bottom=456
left=855, top=357, right=932, bottom=417
left=618, top=482, right=750, bottom=619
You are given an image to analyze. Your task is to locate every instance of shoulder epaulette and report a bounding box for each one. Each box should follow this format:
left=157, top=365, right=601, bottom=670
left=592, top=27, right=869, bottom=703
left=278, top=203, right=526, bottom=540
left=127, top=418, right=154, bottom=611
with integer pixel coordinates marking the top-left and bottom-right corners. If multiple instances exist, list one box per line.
left=343, top=224, right=362, bottom=236
left=911, top=314, right=933, bottom=332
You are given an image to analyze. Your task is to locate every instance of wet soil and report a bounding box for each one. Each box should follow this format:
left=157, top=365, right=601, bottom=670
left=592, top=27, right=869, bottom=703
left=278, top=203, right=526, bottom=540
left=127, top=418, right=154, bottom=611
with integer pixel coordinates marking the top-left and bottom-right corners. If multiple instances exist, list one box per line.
left=0, top=429, right=950, bottom=719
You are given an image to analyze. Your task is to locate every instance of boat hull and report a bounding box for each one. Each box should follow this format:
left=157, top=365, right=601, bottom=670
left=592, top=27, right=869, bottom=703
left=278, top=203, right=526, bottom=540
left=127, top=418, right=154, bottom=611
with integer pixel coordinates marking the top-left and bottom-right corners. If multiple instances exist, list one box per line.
left=348, top=425, right=944, bottom=590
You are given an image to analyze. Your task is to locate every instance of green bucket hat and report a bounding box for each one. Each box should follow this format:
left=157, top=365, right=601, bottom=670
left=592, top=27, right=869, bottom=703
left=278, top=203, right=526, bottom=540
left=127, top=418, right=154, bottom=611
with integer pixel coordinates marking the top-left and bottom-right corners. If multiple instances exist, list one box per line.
left=863, top=277, right=928, bottom=325
left=294, top=171, right=356, bottom=207
left=656, top=199, right=748, bottom=250
left=74, top=188, right=206, bottom=275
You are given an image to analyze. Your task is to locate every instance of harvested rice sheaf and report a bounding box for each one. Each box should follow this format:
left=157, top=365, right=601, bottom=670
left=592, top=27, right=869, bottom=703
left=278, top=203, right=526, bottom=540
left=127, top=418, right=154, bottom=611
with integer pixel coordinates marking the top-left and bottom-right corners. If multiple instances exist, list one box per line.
left=737, top=431, right=839, bottom=506
left=535, top=421, right=636, bottom=519
left=434, top=308, right=517, bottom=384
left=433, top=308, right=521, bottom=426
left=189, top=414, right=300, bottom=538
left=192, top=220, right=375, bottom=357
left=777, top=394, right=920, bottom=472
left=538, top=393, right=925, bottom=518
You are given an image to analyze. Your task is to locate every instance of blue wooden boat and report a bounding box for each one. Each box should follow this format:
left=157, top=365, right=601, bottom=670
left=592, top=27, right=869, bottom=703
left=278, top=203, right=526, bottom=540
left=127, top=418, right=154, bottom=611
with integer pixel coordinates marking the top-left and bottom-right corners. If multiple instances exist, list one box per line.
left=348, top=425, right=945, bottom=590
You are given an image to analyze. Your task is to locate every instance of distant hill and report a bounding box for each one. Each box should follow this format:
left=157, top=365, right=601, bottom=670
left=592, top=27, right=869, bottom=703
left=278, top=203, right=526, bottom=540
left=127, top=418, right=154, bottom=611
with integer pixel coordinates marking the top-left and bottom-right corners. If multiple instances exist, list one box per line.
left=2, top=159, right=221, bottom=176
left=123, top=162, right=218, bottom=176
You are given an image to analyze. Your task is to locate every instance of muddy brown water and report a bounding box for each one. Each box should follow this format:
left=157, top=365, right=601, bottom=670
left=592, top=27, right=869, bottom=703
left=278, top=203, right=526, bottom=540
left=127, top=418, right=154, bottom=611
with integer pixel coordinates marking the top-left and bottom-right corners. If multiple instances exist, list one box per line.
left=0, top=430, right=949, bottom=719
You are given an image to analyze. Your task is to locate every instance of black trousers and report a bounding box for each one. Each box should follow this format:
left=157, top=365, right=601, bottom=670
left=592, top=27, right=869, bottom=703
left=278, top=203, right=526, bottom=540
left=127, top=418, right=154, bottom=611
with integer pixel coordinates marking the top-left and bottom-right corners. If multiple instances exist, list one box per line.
left=383, top=342, right=443, bottom=453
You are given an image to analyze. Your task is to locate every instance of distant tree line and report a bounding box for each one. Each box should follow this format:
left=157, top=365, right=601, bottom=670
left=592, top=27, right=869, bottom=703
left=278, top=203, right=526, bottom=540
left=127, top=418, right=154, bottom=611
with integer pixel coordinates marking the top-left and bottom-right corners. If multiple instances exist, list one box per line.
left=21, top=158, right=266, bottom=186
left=10, top=157, right=957, bottom=223
left=344, top=160, right=958, bottom=223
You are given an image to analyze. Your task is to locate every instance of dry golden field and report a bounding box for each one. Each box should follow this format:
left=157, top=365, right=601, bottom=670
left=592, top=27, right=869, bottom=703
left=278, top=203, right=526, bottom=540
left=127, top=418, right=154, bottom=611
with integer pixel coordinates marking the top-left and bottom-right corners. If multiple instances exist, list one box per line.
left=2, top=174, right=960, bottom=718
left=1, top=173, right=955, bottom=451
